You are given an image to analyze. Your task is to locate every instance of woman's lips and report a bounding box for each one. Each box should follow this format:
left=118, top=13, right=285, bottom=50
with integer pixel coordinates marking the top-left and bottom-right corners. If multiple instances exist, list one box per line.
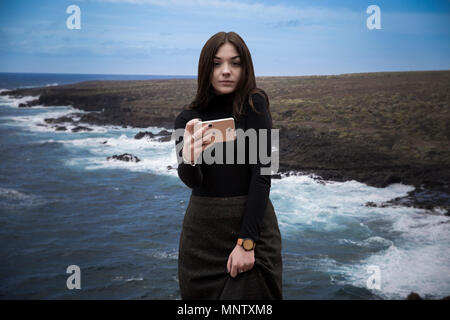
left=220, top=81, right=234, bottom=85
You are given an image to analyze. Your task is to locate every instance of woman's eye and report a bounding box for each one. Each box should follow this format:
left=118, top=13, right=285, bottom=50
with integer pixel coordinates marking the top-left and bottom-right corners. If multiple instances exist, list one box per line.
left=213, top=62, right=241, bottom=67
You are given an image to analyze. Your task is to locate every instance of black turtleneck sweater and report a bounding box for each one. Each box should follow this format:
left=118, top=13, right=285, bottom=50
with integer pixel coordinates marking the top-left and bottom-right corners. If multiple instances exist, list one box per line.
left=173, top=92, right=272, bottom=242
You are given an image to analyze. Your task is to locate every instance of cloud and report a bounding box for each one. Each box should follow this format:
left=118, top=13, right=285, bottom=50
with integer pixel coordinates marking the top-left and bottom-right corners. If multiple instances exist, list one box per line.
left=2, top=0, right=448, bottom=74
left=272, top=19, right=301, bottom=28
left=94, top=0, right=361, bottom=25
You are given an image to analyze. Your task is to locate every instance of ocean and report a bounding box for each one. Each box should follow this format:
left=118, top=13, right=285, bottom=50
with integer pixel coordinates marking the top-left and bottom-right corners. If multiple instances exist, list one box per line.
left=0, top=72, right=449, bottom=300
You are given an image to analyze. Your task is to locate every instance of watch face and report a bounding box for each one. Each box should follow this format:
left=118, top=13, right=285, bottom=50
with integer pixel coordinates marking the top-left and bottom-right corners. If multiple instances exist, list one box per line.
left=243, top=239, right=254, bottom=250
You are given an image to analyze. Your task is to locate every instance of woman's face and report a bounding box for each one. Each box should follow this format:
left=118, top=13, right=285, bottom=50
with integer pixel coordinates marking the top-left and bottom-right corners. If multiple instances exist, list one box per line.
left=210, top=42, right=242, bottom=95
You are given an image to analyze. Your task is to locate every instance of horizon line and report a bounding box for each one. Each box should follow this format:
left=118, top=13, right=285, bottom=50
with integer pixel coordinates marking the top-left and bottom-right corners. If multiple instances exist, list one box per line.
left=0, top=69, right=449, bottom=78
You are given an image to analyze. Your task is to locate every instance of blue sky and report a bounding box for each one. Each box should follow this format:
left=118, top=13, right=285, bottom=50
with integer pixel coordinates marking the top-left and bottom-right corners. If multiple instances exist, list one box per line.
left=0, top=0, right=449, bottom=76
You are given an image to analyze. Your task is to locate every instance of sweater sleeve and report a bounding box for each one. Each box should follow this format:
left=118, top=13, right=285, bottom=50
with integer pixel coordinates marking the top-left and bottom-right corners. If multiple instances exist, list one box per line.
left=174, top=110, right=203, bottom=189
left=238, top=93, right=272, bottom=242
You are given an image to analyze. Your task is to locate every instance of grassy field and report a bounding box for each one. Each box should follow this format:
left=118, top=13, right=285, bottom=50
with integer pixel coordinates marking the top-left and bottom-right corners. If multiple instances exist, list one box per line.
left=264, top=71, right=450, bottom=166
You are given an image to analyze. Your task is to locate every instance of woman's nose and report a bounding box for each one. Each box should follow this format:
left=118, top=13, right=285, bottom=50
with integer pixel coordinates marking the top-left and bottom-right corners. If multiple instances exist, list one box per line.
left=222, top=63, right=231, bottom=75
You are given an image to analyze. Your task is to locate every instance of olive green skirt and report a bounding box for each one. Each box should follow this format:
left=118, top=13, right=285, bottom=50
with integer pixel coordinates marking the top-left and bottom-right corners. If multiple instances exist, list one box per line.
left=178, top=194, right=282, bottom=300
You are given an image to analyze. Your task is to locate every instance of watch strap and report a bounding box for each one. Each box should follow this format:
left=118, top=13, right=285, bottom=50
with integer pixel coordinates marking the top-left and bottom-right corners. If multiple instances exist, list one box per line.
left=237, top=238, right=255, bottom=251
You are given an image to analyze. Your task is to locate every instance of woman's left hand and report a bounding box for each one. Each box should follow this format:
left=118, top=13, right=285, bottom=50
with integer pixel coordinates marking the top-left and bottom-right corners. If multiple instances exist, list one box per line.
left=227, top=244, right=255, bottom=278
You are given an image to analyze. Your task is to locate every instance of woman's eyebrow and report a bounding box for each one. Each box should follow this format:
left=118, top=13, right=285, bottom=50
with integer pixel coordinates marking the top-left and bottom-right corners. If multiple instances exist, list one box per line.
left=213, top=55, right=240, bottom=60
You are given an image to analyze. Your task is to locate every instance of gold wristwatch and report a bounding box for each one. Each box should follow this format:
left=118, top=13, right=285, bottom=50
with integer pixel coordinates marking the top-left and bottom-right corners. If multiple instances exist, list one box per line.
left=237, top=238, right=255, bottom=251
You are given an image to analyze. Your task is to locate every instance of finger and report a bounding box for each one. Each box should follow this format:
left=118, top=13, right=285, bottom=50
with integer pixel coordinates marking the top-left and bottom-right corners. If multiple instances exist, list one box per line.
left=201, top=138, right=216, bottom=152
left=193, top=136, right=209, bottom=151
left=227, top=255, right=231, bottom=274
left=201, top=133, right=214, bottom=145
left=244, top=260, right=254, bottom=270
left=186, top=118, right=201, bottom=128
left=183, top=134, right=194, bottom=149
left=185, top=118, right=201, bottom=134
left=183, top=130, right=194, bottom=149
left=193, top=133, right=214, bottom=150
left=182, top=145, right=194, bottom=163
left=192, top=122, right=210, bottom=141
left=230, top=263, right=238, bottom=278
left=202, top=141, right=213, bottom=152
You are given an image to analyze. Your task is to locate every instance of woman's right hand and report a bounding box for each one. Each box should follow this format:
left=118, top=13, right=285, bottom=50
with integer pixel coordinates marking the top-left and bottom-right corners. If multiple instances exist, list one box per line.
left=182, top=118, right=215, bottom=164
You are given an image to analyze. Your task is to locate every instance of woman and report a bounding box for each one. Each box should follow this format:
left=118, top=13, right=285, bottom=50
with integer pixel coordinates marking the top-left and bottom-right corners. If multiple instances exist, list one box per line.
left=174, top=31, right=282, bottom=300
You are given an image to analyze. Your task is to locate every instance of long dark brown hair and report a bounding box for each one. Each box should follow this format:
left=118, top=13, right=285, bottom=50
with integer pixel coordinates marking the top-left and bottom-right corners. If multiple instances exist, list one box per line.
left=185, top=31, right=272, bottom=123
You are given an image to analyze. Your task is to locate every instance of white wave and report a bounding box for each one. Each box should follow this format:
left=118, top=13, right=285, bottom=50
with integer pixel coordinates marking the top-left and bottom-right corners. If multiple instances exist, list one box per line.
left=346, top=243, right=450, bottom=299
left=59, top=132, right=173, bottom=152
left=126, top=275, right=144, bottom=282
left=93, top=133, right=173, bottom=149
left=74, top=151, right=176, bottom=177
left=1, top=107, right=78, bottom=132
left=0, top=187, right=32, bottom=200
left=0, top=106, right=121, bottom=134
left=338, top=236, right=394, bottom=249
left=58, top=131, right=178, bottom=176
left=392, top=211, right=450, bottom=243
left=271, top=175, right=416, bottom=233
left=0, top=94, right=39, bottom=108
left=270, top=174, right=450, bottom=299
left=112, top=275, right=144, bottom=282
left=4, top=106, right=174, bottom=135
left=0, top=187, right=47, bottom=207
left=148, top=249, right=178, bottom=260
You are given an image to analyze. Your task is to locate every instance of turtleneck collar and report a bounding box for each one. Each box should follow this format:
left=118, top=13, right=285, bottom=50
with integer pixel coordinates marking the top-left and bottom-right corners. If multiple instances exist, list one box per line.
left=209, top=92, right=234, bottom=109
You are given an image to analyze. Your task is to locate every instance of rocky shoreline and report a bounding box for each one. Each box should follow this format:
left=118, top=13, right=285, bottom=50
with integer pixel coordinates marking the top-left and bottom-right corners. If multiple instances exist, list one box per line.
left=2, top=71, right=449, bottom=215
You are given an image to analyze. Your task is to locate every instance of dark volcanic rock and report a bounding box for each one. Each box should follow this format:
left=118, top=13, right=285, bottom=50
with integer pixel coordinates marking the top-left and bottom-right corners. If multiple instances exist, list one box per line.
left=155, top=130, right=172, bottom=142
left=107, top=153, right=141, bottom=163
left=78, top=112, right=105, bottom=125
left=72, top=126, right=93, bottom=132
left=156, top=129, right=171, bottom=136
left=44, top=116, right=75, bottom=124
left=135, top=131, right=155, bottom=139
left=407, top=292, right=423, bottom=300
left=385, top=186, right=450, bottom=215
left=407, top=291, right=450, bottom=300
left=74, top=107, right=132, bottom=127
left=134, top=129, right=172, bottom=142
left=157, top=135, right=172, bottom=142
